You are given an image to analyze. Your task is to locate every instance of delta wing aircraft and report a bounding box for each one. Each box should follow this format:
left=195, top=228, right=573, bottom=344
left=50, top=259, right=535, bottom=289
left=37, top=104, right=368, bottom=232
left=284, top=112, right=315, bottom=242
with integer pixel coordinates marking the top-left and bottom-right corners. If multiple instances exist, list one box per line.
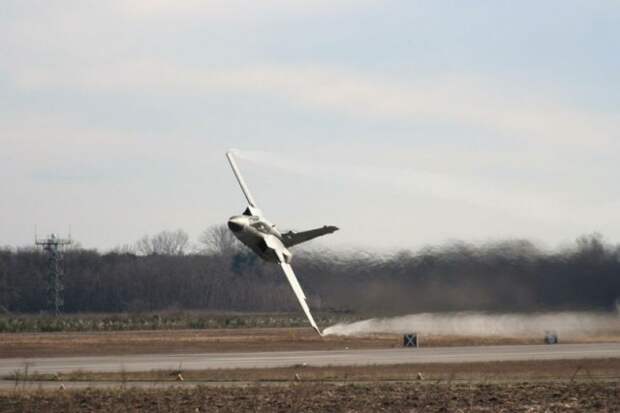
left=226, top=151, right=338, bottom=335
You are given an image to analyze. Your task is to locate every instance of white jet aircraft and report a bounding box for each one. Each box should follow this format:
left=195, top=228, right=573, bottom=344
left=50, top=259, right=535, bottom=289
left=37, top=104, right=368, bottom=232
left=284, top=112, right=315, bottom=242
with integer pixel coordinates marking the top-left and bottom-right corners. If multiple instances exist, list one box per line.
left=226, top=151, right=338, bottom=336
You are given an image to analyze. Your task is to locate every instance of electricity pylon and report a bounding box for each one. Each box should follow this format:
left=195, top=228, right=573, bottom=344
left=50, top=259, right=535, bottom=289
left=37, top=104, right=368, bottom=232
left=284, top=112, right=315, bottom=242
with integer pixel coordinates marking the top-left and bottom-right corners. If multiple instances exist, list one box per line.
left=35, top=233, right=71, bottom=316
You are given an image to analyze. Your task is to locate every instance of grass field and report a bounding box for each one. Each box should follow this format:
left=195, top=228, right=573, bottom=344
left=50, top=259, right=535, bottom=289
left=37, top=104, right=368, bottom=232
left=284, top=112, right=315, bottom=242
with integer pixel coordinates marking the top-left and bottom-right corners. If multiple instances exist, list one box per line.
left=0, top=327, right=389, bottom=358
left=0, top=311, right=355, bottom=333
left=1, top=327, right=619, bottom=358
left=1, top=322, right=619, bottom=411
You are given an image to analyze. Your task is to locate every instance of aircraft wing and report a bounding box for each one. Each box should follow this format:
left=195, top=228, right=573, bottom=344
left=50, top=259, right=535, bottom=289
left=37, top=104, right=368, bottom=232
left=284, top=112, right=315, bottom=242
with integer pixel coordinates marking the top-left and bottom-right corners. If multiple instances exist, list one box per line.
left=281, top=226, right=339, bottom=248
left=226, top=151, right=258, bottom=208
left=279, top=262, right=322, bottom=336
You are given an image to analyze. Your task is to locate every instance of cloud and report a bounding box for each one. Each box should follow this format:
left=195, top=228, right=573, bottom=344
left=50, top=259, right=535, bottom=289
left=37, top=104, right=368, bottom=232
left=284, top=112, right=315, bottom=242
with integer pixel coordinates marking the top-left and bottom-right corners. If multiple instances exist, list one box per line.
left=11, top=61, right=619, bottom=149
left=115, top=0, right=371, bottom=19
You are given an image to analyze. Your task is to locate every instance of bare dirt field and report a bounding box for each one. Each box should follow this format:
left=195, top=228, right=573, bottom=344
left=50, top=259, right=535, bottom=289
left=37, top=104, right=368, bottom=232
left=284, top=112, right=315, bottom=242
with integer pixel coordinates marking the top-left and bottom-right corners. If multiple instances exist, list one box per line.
left=1, top=381, right=618, bottom=412
left=2, top=328, right=619, bottom=358
left=3, top=356, right=620, bottom=411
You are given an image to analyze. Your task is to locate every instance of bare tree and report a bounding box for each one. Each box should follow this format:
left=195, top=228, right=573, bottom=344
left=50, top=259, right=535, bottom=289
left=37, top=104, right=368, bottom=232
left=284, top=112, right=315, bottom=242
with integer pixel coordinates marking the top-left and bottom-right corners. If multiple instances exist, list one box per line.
left=135, top=229, right=190, bottom=255
left=199, top=224, right=241, bottom=255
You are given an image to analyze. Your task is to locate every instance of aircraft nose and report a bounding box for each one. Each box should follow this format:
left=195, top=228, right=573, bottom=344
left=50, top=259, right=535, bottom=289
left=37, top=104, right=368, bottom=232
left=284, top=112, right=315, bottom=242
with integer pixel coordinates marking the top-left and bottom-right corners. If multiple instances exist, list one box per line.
left=227, top=217, right=245, bottom=232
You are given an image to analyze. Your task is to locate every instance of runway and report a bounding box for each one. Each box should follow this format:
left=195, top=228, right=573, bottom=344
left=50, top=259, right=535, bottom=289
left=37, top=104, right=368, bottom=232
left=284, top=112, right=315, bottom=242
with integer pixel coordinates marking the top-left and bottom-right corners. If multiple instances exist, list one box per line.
left=1, top=343, right=619, bottom=377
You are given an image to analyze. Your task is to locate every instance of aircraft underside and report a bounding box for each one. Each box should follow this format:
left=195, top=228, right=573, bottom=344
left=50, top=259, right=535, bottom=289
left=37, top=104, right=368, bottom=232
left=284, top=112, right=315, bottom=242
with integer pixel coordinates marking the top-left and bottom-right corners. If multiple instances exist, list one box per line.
left=237, top=232, right=282, bottom=263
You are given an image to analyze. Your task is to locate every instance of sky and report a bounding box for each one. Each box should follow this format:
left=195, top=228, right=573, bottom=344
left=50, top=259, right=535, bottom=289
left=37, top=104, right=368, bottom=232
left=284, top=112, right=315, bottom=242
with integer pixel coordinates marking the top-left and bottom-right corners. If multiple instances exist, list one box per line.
left=1, top=0, right=619, bottom=252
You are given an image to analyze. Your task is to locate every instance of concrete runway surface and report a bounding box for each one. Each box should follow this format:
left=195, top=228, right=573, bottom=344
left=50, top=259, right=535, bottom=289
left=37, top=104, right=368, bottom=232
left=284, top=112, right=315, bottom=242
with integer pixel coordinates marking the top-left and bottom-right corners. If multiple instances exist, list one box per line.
left=1, top=343, right=619, bottom=377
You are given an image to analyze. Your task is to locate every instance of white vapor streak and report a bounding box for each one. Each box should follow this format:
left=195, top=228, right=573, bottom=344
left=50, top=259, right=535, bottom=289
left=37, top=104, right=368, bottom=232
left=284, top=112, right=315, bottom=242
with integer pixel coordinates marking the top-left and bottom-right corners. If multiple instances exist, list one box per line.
left=323, top=311, right=620, bottom=338
left=232, top=149, right=609, bottom=227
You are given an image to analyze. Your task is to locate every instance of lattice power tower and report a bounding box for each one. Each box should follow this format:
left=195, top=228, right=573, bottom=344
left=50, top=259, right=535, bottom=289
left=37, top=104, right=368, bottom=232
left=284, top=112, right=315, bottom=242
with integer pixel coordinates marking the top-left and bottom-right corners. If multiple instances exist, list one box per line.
left=36, top=233, right=71, bottom=315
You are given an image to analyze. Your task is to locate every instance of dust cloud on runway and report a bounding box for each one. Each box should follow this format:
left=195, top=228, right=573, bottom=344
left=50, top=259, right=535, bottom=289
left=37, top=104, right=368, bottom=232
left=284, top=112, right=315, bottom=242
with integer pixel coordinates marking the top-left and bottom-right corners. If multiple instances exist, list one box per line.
left=323, top=311, right=620, bottom=337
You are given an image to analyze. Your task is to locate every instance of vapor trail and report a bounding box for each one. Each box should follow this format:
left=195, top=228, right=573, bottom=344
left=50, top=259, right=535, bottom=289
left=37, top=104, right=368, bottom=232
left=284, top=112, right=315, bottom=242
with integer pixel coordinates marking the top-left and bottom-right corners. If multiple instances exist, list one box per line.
left=323, top=311, right=620, bottom=338
left=230, top=149, right=605, bottom=226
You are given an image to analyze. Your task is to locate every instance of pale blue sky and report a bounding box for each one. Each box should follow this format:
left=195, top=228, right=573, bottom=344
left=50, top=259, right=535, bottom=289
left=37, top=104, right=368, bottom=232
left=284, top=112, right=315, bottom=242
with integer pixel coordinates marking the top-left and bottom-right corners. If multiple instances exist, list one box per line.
left=1, top=1, right=619, bottom=250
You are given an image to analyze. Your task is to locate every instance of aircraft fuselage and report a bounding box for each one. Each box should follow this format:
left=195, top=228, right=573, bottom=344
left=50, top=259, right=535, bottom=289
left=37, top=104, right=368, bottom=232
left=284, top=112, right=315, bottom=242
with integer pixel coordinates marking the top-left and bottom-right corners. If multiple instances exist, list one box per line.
left=227, top=214, right=292, bottom=263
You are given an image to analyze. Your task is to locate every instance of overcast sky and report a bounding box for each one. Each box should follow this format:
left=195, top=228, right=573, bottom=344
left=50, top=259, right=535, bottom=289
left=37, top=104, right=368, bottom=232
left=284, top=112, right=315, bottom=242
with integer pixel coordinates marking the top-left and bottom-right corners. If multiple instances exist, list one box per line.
left=1, top=1, right=619, bottom=251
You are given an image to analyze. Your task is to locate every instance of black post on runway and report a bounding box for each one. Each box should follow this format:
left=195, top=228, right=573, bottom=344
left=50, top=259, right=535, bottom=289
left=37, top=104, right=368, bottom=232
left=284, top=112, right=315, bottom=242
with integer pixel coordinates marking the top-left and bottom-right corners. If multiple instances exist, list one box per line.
left=403, top=333, right=418, bottom=348
left=544, top=331, right=558, bottom=344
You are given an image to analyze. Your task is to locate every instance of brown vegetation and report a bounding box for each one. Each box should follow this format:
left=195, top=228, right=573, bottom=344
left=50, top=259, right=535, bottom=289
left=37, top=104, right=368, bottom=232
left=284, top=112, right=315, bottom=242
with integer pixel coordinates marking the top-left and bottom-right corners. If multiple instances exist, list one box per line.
left=0, top=328, right=392, bottom=358
left=2, top=327, right=618, bottom=359
left=0, top=311, right=351, bottom=333
left=1, top=381, right=618, bottom=412
left=10, top=358, right=620, bottom=384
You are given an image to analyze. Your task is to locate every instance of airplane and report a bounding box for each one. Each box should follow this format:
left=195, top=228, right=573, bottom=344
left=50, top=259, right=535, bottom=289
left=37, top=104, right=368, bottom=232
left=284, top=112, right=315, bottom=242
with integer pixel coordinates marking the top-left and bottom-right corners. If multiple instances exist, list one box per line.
left=225, top=151, right=338, bottom=336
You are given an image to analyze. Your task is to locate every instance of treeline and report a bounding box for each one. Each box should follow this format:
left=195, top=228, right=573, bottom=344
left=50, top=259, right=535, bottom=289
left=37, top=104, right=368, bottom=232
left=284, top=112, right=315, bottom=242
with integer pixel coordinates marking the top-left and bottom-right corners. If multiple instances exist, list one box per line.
left=0, top=231, right=619, bottom=315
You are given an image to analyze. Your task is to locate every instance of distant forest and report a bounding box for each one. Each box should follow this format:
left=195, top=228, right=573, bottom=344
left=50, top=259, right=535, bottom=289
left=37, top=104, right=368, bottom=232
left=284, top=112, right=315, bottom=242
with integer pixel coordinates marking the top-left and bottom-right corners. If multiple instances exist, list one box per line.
left=0, top=228, right=619, bottom=315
